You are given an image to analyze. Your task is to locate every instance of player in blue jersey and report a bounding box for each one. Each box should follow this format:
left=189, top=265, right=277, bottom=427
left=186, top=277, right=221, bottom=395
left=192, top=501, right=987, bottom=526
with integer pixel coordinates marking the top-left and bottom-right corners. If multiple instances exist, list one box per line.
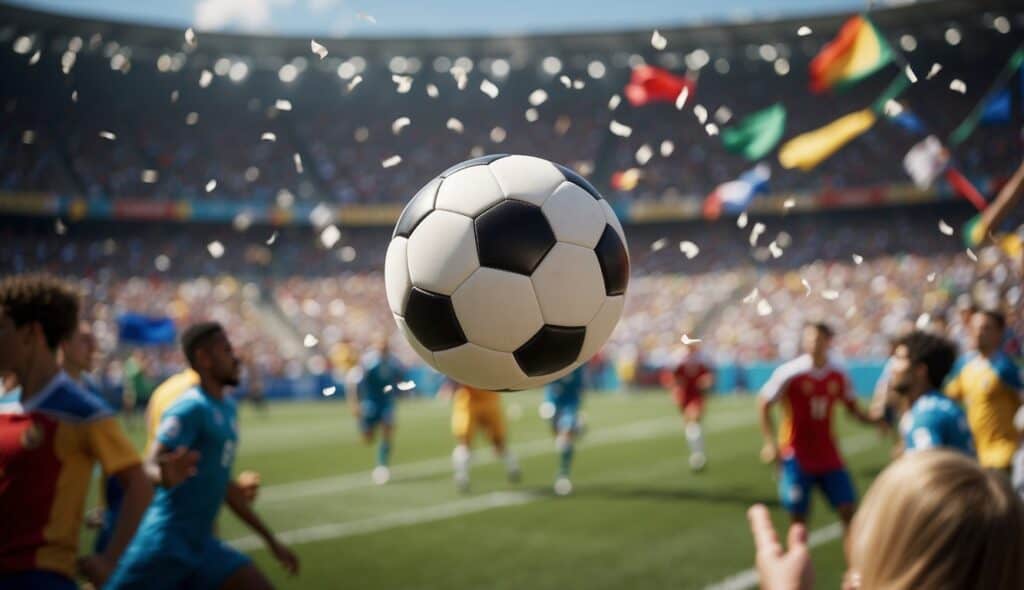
left=106, top=322, right=298, bottom=590
left=889, top=330, right=974, bottom=456
left=544, top=366, right=586, bottom=496
left=346, top=338, right=408, bottom=485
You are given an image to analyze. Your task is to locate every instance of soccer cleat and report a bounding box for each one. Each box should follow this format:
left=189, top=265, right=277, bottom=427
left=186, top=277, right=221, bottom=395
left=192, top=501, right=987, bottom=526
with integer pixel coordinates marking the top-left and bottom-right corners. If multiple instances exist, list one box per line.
left=372, top=465, right=391, bottom=485
left=554, top=476, right=573, bottom=496
left=689, top=452, right=707, bottom=472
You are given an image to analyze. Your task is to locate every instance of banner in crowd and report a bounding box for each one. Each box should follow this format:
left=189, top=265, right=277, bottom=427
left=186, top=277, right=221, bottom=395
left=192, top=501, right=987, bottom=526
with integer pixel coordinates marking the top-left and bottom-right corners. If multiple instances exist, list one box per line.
left=117, top=313, right=177, bottom=346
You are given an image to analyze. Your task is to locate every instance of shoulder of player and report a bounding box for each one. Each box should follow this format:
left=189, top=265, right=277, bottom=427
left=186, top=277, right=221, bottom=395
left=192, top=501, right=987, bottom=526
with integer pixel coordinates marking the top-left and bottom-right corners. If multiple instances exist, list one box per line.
left=162, top=386, right=209, bottom=416
left=989, top=353, right=1023, bottom=388
left=772, top=355, right=815, bottom=381
left=33, top=374, right=114, bottom=423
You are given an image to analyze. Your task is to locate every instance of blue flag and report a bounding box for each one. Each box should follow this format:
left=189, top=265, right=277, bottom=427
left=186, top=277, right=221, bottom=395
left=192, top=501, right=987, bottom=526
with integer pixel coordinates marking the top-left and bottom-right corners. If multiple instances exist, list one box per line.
left=890, top=111, right=925, bottom=134
left=980, top=89, right=1011, bottom=125
left=117, top=313, right=177, bottom=345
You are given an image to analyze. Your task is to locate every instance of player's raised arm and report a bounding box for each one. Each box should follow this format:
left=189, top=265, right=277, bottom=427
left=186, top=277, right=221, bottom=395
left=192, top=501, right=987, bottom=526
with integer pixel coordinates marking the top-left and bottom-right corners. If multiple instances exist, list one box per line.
left=840, top=373, right=878, bottom=426
left=225, top=480, right=300, bottom=575
left=757, top=367, right=788, bottom=464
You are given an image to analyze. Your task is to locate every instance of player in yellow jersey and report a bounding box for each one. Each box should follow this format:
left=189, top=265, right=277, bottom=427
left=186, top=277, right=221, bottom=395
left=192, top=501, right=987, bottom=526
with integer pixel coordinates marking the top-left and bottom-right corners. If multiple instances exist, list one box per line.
left=945, top=309, right=1023, bottom=472
left=440, top=382, right=520, bottom=493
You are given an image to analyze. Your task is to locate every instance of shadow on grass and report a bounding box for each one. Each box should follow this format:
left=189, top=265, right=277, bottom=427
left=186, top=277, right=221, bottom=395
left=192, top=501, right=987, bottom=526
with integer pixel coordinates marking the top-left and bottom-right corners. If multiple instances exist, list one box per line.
left=524, top=484, right=780, bottom=507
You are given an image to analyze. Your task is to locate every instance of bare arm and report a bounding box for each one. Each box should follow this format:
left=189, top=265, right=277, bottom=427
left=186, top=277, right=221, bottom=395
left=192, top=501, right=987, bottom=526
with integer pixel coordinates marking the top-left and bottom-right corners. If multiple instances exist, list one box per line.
left=78, top=465, right=153, bottom=585
left=845, top=398, right=878, bottom=426
left=143, top=440, right=200, bottom=488
left=226, top=481, right=299, bottom=574
left=758, top=397, right=779, bottom=463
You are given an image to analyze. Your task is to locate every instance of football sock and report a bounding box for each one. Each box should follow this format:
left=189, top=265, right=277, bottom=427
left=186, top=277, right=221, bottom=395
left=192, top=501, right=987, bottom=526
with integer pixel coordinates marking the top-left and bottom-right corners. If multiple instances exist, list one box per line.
left=378, top=440, right=392, bottom=467
left=685, top=422, right=705, bottom=456
left=453, top=444, right=471, bottom=480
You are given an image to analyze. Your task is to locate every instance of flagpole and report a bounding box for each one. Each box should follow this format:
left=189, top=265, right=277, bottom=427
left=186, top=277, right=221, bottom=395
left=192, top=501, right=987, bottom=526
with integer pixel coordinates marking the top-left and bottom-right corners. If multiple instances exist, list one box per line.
left=948, top=42, right=1024, bottom=146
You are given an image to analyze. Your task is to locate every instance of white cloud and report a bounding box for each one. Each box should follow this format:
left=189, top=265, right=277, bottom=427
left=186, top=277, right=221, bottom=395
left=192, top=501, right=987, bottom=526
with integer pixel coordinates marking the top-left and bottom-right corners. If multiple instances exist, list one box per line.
left=195, top=0, right=271, bottom=31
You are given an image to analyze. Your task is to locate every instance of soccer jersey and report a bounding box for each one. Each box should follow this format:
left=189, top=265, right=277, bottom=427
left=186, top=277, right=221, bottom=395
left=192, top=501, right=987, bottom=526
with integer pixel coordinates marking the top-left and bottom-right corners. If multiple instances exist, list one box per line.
left=545, top=368, right=585, bottom=407
left=353, top=353, right=406, bottom=409
left=452, top=385, right=504, bottom=442
left=0, top=372, right=140, bottom=578
left=945, top=351, right=1023, bottom=469
left=144, top=369, right=200, bottom=454
left=665, top=355, right=713, bottom=407
left=760, top=355, right=855, bottom=474
left=900, top=390, right=974, bottom=455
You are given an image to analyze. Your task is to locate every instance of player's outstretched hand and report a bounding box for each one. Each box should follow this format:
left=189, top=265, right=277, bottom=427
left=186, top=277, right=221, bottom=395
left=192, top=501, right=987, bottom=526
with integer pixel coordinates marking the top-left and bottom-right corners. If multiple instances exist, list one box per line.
left=237, top=470, right=262, bottom=503
left=747, top=504, right=813, bottom=590
left=158, top=446, right=200, bottom=488
left=78, top=553, right=115, bottom=587
left=270, top=539, right=300, bottom=575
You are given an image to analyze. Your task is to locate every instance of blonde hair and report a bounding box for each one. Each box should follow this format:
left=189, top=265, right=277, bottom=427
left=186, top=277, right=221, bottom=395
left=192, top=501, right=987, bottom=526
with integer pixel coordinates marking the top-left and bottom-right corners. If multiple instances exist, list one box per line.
left=850, top=450, right=1024, bottom=590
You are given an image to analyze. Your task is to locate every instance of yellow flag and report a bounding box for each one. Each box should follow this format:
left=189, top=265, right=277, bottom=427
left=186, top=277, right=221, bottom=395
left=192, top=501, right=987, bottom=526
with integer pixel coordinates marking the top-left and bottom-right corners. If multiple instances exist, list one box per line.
left=778, top=108, right=877, bottom=171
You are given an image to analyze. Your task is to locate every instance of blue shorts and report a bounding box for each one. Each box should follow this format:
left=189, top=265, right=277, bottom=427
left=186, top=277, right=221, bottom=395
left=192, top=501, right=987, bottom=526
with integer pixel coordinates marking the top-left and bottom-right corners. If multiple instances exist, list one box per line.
left=106, top=536, right=251, bottom=590
left=551, top=402, right=580, bottom=433
left=0, top=571, right=77, bottom=590
left=359, top=401, right=395, bottom=433
left=778, top=456, right=856, bottom=517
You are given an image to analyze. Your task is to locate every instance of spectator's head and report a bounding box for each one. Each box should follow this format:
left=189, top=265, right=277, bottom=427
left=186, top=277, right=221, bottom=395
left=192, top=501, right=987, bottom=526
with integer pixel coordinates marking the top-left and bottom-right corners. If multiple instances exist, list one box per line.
left=0, top=274, right=80, bottom=375
left=890, top=330, right=957, bottom=399
left=801, top=321, right=833, bottom=361
left=850, top=450, right=1024, bottom=590
left=182, top=322, right=240, bottom=387
left=970, top=308, right=1005, bottom=355
left=60, top=320, right=97, bottom=379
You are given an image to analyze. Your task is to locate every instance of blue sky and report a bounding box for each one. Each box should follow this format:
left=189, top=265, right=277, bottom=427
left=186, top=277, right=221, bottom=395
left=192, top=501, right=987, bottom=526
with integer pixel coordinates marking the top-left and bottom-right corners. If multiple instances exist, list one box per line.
left=7, top=0, right=875, bottom=37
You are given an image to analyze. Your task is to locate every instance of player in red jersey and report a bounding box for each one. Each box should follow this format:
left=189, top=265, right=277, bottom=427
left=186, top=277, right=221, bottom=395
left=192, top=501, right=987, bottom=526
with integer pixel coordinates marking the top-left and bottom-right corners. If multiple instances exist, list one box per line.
left=758, top=322, right=877, bottom=531
left=661, top=343, right=714, bottom=471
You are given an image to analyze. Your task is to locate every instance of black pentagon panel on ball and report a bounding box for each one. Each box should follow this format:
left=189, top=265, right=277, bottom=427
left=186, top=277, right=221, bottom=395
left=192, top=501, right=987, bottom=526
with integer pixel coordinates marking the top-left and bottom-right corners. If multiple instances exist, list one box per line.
left=439, top=154, right=510, bottom=178
left=514, top=325, right=586, bottom=377
left=474, top=200, right=556, bottom=275
left=594, top=225, right=629, bottom=296
left=394, top=177, right=441, bottom=238
left=553, top=163, right=602, bottom=201
left=403, top=287, right=467, bottom=351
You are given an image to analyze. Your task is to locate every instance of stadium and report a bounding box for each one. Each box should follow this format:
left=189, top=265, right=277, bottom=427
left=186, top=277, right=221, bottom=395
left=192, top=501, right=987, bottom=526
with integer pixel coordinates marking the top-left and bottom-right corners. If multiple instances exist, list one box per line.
left=0, top=0, right=1022, bottom=588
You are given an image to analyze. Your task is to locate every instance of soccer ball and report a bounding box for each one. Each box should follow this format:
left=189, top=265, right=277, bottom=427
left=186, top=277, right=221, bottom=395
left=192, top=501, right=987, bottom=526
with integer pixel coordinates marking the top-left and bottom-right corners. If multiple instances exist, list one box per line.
left=384, top=154, right=629, bottom=391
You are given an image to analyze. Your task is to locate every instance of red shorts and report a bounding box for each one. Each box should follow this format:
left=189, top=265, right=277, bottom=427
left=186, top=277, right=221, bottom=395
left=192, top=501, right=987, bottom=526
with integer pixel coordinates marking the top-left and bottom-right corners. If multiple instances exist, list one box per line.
left=674, top=391, right=704, bottom=413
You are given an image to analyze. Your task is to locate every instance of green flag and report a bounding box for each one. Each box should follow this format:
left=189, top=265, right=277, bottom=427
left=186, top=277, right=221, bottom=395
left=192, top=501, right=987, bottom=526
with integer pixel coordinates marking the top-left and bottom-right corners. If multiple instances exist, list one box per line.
left=721, top=103, right=787, bottom=161
left=949, top=45, right=1024, bottom=146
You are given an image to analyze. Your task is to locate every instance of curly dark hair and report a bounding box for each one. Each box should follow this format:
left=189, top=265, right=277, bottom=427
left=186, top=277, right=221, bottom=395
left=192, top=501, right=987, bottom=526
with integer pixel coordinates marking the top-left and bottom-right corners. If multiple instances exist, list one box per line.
left=0, top=274, right=81, bottom=351
left=895, top=330, right=958, bottom=390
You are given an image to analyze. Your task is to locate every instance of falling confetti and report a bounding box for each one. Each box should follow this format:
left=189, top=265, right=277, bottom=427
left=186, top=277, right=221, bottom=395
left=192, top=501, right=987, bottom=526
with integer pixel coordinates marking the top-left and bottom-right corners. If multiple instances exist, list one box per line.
left=756, top=299, right=773, bottom=316
left=185, top=112, right=199, bottom=125
left=154, top=255, right=171, bottom=272
left=651, top=30, right=668, bottom=50
left=609, top=120, right=632, bottom=137
left=883, top=100, right=904, bottom=117
left=480, top=79, right=499, bottom=98
left=392, top=75, right=413, bottom=94
left=749, top=222, right=766, bottom=247
left=529, top=89, right=548, bottom=106
left=714, top=106, right=734, bottom=125
left=205, top=179, right=217, bottom=192
left=383, top=385, right=394, bottom=393
left=525, top=108, right=539, bottom=122
left=783, top=198, right=796, bottom=209
left=852, top=254, right=863, bottom=264
left=293, top=153, right=304, bottom=174
left=797, top=25, right=812, bottom=36
left=660, top=140, right=675, bottom=157
left=559, top=75, right=572, bottom=88
left=938, top=219, right=954, bottom=235
left=207, top=240, right=225, bottom=259
left=768, top=241, right=783, bottom=258
left=397, top=381, right=417, bottom=391
left=926, top=272, right=936, bottom=282
left=356, top=12, right=376, bottom=24
left=99, top=130, right=117, bottom=141
left=426, top=83, right=439, bottom=98
left=141, top=169, right=159, bottom=183
left=275, top=99, right=292, bottom=111
left=340, top=246, right=357, bottom=262
left=966, top=248, right=978, bottom=262
left=382, top=155, right=403, bottom=168
left=199, top=69, right=213, bottom=88
left=822, top=289, right=840, bottom=301
left=679, top=241, right=700, bottom=259
left=737, top=212, right=749, bottom=229
left=185, top=27, right=197, bottom=47
left=346, top=75, right=363, bottom=92
left=905, top=65, right=918, bottom=83
left=169, top=90, right=178, bottom=103
left=391, top=116, right=411, bottom=134
left=635, top=144, right=654, bottom=165
left=705, top=123, right=719, bottom=136
left=801, top=279, right=812, bottom=297
left=311, top=39, right=328, bottom=60
left=28, top=50, right=41, bottom=66
left=650, top=238, right=668, bottom=252
left=55, top=219, right=66, bottom=235
left=572, top=79, right=585, bottom=90
left=320, top=225, right=341, bottom=248
left=260, top=132, right=277, bottom=142
left=675, top=87, right=689, bottom=110
left=446, top=118, right=464, bottom=133
left=742, top=288, right=760, bottom=304
left=322, top=386, right=337, bottom=397
left=72, top=90, right=78, bottom=102
left=608, top=94, right=622, bottom=110
left=232, top=211, right=253, bottom=231
left=694, top=104, right=708, bottom=124
left=926, top=63, right=942, bottom=79
left=949, top=79, right=966, bottom=94
left=303, top=334, right=318, bottom=347
left=266, top=231, right=278, bottom=245
left=680, top=334, right=701, bottom=345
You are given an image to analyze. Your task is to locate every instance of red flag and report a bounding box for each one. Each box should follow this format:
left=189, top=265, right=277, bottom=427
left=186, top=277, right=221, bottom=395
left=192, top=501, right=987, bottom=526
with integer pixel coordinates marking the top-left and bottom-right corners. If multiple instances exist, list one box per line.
left=624, top=66, right=695, bottom=107
left=944, top=167, right=987, bottom=211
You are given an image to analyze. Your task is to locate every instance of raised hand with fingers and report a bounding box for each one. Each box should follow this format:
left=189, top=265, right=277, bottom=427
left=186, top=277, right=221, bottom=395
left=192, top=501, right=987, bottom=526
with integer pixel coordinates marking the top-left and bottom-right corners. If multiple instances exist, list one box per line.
left=748, top=504, right=814, bottom=590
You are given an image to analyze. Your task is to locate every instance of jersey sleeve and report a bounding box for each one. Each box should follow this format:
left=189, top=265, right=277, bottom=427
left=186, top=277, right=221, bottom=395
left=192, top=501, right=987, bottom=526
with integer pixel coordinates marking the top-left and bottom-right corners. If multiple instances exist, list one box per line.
left=86, top=417, right=143, bottom=476
left=156, top=399, right=203, bottom=449
left=758, top=367, right=790, bottom=403
left=944, top=368, right=964, bottom=401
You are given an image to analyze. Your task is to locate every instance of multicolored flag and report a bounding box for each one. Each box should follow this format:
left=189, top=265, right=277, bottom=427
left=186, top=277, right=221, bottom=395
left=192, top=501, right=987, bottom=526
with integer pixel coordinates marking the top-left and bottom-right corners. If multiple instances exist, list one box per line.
left=778, top=109, right=877, bottom=171
left=721, top=104, right=787, bottom=161
left=809, top=15, right=893, bottom=93
left=624, top=65, right=696, bottom=107
left=703, top=163, right=771, bottom=220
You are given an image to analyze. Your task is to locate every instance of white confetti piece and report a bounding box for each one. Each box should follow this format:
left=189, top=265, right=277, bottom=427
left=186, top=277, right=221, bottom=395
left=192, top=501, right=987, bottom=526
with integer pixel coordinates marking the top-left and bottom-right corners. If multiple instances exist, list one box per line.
left=635, top=144, right=654, bottom=165
left=714, top=106, right=733, bottom=125
left=322, top=386, right=337, bottom=397
left=884, top=100, right=904, bottom=117
left=756, top=299, right=773, bottom=316
left=768, top=241, right=783, bottom=258
left=266, top=231, right=278, bottom=245
left=275, top=99, right=292, bottom=111
left=356, top=12, right=376, bottom=24
left=320, top=224, right=341, bottom=248
left=260, top=132, right=277, bottom=142
left=169, top=90, right=178, bottom=103
left=185, top=27, right=197, bottom=47
left=99, top=130, right=117, bottom=141
left=608, top=94, right=622, bottom=110
left=28, top=50, right=40, bottom=66
left=426, top=83, right=439, bottom=98
left=525, top=108, right=539, bottom=122
left=743, top=288, right=760, bottom=304
left=609, top=120, right=632, bottom=137
left=154, top=255, right=171, bottom=272
left=55, top=219, right=66, bottom=235
left=966, top=248, right=978, bottom=262
left=783, top=197, right=796, bottom=209
left=397, top=380, right=416, bottom=391
left=529, top=89, right=548, bottom=106
left=675, top=87, right=689, bottom=110
left=949, top=79, right=966, bottom=94
left=749, top=222, right=766, bottom=247
left=199, top=69, right=213, bottom=88
left=822, top=289, right=840, bottom=301
left=573, top=79, right=585, bottom=90
left=340, top=246, right=357, bottom=262
left=694, top=104, right=708, bottom=124
left=480, top=79, right=499, bottom=98
left=938, top=219, right=954, bottom=235
left=905, top=64, right=917, bottom=84
left=926, top=272, right=936, bottom=282
left=391, top=116, right=411, bottom=134
left=382, top=155, right=403, bottom=168
left=303, top=334, right=318, bottom=347
left=680, top=334, right=701, bottom=345
left=926, top=63, right=942, bottom=79
left=801, top=279, right=812, bottom=297
left=651, top=29, right=668, bottom=50
left=797, top=25, right=812, bottom=36
left=392, top=75, right=413, bottom=94
left=71, top=90, right=78, bottom=102
left=737, top=212, right=748, bottom=229
left=852, top=254, right=863, bottom=264
left=679, top=240, right=699, bottom=259
left=559, top=75, right=572, bottom=88
left=383, top=385, right=393, bottom=393
left=205, top=179, right=217, bottom=192
left=141, top=169, right=159, bottom=183
left=346, top=75, right=363, bottom=92
left=207, top=240, right=224, bottom=259
left=660, top=140, right=674, bottom=157
left=650, top=238, right=668, bottom=252
left=311, top=39, right=328, bottom=60
left=293, top=153, right=304, bottom=174
left=309, top=203, right=332, bottom=228
left=185, top=112, right=199, bottom=125
left=446, top=117, right=464, bottom=133
left=232, top=211, right=253, bottom=231
left=450, top=68, right=468, bottom=90
left=845, top=306, right=857, bottom=319
left=705, top=123, right=719, bottom=136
